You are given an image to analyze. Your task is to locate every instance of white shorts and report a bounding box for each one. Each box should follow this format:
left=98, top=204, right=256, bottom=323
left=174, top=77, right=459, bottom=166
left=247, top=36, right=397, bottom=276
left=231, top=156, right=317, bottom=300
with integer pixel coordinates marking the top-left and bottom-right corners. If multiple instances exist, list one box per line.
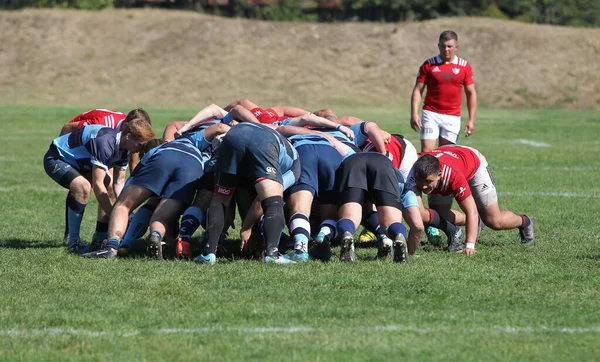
left=420, top=109, right=461, bottom=144
left=428, top=147, right=498, bottom=208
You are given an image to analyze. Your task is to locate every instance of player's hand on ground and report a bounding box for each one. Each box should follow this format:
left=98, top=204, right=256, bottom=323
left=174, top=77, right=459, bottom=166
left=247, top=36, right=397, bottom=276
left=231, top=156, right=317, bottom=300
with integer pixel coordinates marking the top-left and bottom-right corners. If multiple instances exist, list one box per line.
left=464, top=120, right=475, bottom=137
left=240, top=228, right=252, bottom=251
left=410, top=115, right=422, bottom=132
left=459, top=247, right=476, bottom=255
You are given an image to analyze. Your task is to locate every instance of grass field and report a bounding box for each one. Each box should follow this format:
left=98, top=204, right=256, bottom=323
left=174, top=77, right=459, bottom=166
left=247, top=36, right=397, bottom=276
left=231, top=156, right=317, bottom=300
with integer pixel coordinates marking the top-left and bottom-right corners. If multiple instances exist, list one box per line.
left=0, top=106, right=599, bottom=361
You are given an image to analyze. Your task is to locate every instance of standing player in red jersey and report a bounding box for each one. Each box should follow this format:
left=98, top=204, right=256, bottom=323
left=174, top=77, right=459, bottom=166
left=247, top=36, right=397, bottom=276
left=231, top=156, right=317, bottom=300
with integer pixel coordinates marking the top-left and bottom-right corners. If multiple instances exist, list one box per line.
left=410, top=30, right=477, bottom=153
left=407, top=145, right=535, bottom=255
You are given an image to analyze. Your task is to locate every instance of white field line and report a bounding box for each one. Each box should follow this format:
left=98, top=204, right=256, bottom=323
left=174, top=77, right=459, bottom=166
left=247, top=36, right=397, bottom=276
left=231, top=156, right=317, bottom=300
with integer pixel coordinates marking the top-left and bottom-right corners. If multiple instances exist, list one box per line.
left=515, top=139, right=551, bottom=147
left=1, top=325, right=599, bottom=338
left=496, top=166, right=599, bottom=171
left=499, top=191, right=600, bottom=198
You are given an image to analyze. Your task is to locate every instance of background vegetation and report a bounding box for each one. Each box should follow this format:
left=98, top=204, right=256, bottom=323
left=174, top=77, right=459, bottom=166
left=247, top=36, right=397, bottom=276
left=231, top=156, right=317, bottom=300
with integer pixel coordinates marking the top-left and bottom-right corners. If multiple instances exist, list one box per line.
left=1, top=0, right=599, bottom=27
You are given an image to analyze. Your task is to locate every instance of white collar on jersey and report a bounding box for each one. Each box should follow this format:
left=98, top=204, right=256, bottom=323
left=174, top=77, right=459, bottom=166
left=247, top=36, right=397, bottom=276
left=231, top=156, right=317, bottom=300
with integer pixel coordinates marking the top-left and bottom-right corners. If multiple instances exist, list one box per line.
left=115, top=131, right=122, bottom=148
left=435, top=55, right=459, bottom=64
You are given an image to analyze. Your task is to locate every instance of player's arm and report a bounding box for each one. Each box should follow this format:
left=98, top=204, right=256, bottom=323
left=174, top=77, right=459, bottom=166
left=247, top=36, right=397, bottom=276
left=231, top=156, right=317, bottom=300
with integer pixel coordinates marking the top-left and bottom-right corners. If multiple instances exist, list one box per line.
left=271, top=105, right=309, bottom=117
left=223, top=105, right=261, bottom=125
left=91, top=165, right=114, bottom=216
left=203, top=123, right=231, bottom=142
left=163, top=121, right=186, bottom=142
left=456, top=194, right=479, bottom=255
left=59, top=122, right=80, bottom=136
left=312, top=108, right=337, bottom=120
left=410, top=81, right=426, bottom=132
left=112, top=167, right=127, bottom=200
left=286, top=113, right=354, bottom=140
left=128, top=152, right=140, bottom=174
left=464, top=83, right=477, bottom=137
left=177, top=104, right=228, bottom=135
left=239, top=196, right=263, bottom=249
left=403, top=205, right=425, bottom=254
left=364, top=122, right=387, bottom=154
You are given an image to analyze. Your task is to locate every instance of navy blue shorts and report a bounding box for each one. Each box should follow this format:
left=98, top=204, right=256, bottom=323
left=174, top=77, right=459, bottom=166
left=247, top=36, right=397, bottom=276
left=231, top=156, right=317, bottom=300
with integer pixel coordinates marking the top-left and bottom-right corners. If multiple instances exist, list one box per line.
left=288, top=143, right=343, bottom=205
left=127, top=148, right=204, bottom=205
left=214, top=124, right=283, bottom=185
left=43, top=146, right=82, bottom=188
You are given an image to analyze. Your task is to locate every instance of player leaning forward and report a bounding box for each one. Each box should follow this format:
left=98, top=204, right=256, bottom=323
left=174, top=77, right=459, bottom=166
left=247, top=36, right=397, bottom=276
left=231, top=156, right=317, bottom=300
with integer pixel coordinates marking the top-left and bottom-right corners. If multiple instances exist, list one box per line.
left=43, top=117, right=155, bottom=252
left=407, top=145, right=535, bottom=254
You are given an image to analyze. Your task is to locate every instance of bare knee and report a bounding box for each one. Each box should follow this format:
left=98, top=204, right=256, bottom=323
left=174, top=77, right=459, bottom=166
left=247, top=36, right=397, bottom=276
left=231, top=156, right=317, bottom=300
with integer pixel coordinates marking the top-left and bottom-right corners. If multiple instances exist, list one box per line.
left=482, top=215, right=503, bottom=230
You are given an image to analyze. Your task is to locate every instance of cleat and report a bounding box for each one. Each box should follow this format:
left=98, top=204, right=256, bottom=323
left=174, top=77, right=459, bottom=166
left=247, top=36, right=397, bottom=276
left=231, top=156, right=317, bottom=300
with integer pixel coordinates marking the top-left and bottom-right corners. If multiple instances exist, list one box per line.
left=82, top=247, right=117, bottom=259
left=377, top=234, right=393, bottom=259
left=358, top=229, right=376, bottom=243
left=194, top=253, right=216, bottom=265
left=264, top=252, right=296, bottom=264
left=284, top=250, right=309, bottom=263
left=67, top=239, right=90, bottom=254
left=63, top=233, right=69, bottom=246
left=477, top=217, right=485, bottom=241
left=393, top=234, right=408, bottom=263
left=89, top=234, right=106, bottom=252
left=339, top=231, right=356, bottom=262
left=146, top=233, right=163, bottom=260
left=425, top=226, right=442, bottom=247
left=519, top=216, right=535, bottom=246
left=309, top=233, right=332, bottom=262
left=446, top=227, right=463, bottom=252
left=175, top=238, right=192, bottom=260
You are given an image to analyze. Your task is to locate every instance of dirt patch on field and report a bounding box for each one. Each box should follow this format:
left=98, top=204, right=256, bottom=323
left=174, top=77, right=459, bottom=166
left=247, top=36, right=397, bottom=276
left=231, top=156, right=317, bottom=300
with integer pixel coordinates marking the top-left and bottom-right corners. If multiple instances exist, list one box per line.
left=1, top=9, right=599, bottom=109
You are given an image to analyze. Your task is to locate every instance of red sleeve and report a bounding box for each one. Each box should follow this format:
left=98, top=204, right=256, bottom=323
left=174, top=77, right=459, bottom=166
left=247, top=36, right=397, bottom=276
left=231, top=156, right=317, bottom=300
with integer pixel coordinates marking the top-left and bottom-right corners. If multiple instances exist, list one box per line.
left=463, top=63, right=474, bottom=86
left=416, top=62, right=428, bottom=84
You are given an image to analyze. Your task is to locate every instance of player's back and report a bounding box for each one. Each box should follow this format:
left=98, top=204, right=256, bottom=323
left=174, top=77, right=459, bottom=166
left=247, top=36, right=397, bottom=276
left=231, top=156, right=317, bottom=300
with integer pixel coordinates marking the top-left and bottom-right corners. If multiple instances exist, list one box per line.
left=70, top=109, right=126, bottom=129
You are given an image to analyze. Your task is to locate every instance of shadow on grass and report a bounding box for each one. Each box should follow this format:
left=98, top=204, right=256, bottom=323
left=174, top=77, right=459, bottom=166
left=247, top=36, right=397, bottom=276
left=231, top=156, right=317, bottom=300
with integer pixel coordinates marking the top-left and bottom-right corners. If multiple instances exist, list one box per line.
left=0, top=239, right=61, bottom=249
left=576, top=254, right=600, bottom=261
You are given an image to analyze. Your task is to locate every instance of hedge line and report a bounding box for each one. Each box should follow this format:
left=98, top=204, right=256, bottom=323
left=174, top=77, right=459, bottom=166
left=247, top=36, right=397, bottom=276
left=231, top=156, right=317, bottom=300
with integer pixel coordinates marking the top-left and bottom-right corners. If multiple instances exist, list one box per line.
left=1, top=0, right=598, bottom=27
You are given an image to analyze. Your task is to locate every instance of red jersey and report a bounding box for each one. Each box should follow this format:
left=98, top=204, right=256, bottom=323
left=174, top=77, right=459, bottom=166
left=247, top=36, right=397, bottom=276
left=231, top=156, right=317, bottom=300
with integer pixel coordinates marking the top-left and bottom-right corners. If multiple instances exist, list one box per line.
left=69, top=109, right=127, bottom=129
left=416, top=56, right=474, bottom=117
left=362, top=135, right=405, bottom=169
left=251, top=107, right=292, bottom=124
left=421, top=145, right=481, bottom=202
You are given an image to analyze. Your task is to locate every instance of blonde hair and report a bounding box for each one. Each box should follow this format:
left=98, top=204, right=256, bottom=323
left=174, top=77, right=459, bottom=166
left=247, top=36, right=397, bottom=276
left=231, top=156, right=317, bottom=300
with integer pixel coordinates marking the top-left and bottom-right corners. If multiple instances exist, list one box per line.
left=122, top=117, right=155, bottom=141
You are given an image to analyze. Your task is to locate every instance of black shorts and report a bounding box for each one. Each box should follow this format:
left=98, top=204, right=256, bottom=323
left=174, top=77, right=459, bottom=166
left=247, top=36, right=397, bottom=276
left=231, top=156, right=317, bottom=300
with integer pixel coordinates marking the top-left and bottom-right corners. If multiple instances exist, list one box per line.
left=335, top=153, right=401, bottom=207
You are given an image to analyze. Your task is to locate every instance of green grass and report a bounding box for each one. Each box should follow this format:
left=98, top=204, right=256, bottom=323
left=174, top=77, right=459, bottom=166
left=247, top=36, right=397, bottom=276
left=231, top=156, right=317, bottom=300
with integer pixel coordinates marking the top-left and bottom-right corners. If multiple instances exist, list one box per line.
left=1, top=106, right=599, bottom=361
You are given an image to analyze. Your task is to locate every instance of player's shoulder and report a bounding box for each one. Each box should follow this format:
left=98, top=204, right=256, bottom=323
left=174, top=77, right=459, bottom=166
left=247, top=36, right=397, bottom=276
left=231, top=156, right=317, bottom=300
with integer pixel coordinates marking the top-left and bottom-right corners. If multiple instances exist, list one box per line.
left=424, top=55, right=442, bottom=66
left=454, top=56, right=471, bottom=68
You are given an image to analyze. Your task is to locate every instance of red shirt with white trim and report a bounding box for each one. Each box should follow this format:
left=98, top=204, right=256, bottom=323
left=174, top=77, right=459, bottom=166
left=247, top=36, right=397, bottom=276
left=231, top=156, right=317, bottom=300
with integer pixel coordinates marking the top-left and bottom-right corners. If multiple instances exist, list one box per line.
left=69, top=109, right=127, bottom=129
left=416, top=55, right=474, bottom=117
left=250, top=107, right=290, bottom=124
left=420, top=145, right=480, bottom=202
left=362, top=137, right=404, bottom=169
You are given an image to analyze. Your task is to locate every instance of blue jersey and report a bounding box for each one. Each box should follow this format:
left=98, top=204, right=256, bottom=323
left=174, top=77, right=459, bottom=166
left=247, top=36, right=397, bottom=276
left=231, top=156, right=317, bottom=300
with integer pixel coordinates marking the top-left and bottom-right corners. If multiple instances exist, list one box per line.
left=139, top=137, right=211, bottom=170
left=52, top=125, right=128, bottom=172
left=182, top=119, right=222, bottom=152
left=287, top=132, right=356, bottom=160
left=297, top=121, right=369, bottom=148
